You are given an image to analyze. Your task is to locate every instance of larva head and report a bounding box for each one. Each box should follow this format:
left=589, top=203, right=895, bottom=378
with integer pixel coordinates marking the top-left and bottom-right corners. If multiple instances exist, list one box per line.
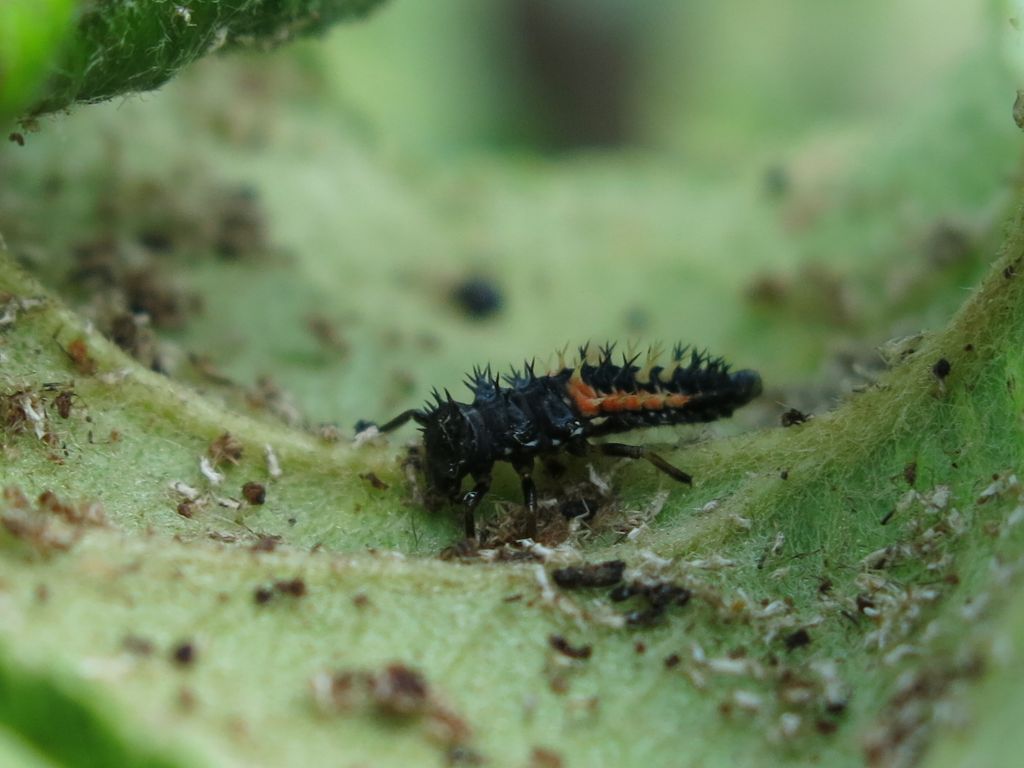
left=420, top=392, right=475, bottom=500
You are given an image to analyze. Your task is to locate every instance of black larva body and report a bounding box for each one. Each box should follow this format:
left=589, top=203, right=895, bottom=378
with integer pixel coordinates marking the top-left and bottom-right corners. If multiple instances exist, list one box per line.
left=362, top=344, right=762, bottom=538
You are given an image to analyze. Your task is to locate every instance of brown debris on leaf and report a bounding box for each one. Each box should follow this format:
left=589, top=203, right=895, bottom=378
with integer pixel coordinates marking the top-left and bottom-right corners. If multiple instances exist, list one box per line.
left=254, top=577, right=307, bottom=605
left=551, top=560, right=625, bottom=589
left=1, top=486, right=106, bottom=555
left=63, top=337, right=97, bottom=376
left=208, top=432, right=244, bottom=467
left=548, top=635, right=592, bottom=660
left=745, top=264, right=858, bottom=328
left=108, top=312, right=161, bottom=371
left=528, top=747, right=564, bottom=768
left=171, top=641, right=198, bottom=668
left=247, top=376, right=303, bottom=427
left=359, top=472, right=389, bottom=491
left=863, top=655, right=984, bottom=768
left=214, top=186, right=268, bottom=260
left=311, top=663, right=472, bottom=750
left=306, top=313, right=349, bottom=356
left=241, top=481, right=266, bottom=504
left=1, top=389, right=48, bottom=439
left=2, top=384, right=85, bottom=453
left=609, top=579, right=692, bottom=626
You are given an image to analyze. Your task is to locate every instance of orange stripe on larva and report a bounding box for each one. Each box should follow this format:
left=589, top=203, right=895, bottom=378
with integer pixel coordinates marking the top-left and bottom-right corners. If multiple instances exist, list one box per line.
left=602, top=393, right=643, bottom=412
left=567, top=377, right=603, bottom=416
left=568, top=378, right=694, bottom=417
left=599, top=396, right=622, bottom=412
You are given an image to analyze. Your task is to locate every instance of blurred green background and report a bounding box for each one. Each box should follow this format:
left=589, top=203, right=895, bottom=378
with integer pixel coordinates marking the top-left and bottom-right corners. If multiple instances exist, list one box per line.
left=324, top=1, right=985, bottom=159
left=2, top=0, right=1013, bottom=431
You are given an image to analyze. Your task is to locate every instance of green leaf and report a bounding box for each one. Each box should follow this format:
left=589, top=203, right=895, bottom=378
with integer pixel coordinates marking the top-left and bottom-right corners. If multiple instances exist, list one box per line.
left=0, top=0, right=75, bottom=126
left=8, top=0, right=388, bottom=119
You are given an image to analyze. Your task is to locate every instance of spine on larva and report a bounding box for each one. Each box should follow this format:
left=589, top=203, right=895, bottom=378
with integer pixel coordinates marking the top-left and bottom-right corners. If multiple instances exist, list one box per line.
left=563, top=343, right=761, bottom=423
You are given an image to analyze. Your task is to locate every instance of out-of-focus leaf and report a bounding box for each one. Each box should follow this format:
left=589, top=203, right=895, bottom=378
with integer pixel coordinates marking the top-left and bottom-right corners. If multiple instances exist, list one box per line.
left=0, top=0, right=75, bottom=126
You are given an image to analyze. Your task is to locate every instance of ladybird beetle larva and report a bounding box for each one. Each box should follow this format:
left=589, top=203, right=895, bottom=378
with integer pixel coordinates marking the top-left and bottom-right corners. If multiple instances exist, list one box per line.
left=358, top=343, right=762, bottom=539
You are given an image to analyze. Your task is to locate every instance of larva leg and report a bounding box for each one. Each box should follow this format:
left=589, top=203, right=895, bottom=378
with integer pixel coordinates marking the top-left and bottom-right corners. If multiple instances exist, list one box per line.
left=598, top=442, right=693, bottom=485
left=355, top=409, right=427, bottom=434
left=460, top=474, right=492, bottom=540
left=514, top=459, right=538, bottom=539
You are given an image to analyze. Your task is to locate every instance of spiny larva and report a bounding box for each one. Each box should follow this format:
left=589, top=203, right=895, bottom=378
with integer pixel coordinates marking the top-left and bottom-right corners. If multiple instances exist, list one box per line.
left=357, top=343, right=762, bottom=538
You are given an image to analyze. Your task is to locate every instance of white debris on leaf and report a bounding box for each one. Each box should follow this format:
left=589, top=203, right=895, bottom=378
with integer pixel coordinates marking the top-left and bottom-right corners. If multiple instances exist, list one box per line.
left=696, top=498, right=720, bottom=515
left=617, top=490, right=670, bottom=541
left=730, top=690, right=764, bottom=713
left=199, top=456, right=225, bottom=485
left=882, top=644, right=920, bottom=666
left=924, top=485, right=951, bottom=510
left=533, top=565, right=557, bottom=604
left=625, top=524, right=647, bottom=541
left=960, top=594, right=989, bottom=622
left=17, top=393, right=47, bottom=440
left=518, top=539, right=553, bottom=560
left=646, top=489, right=670, bottom=518
left=169, top=480, right=201, bottom=501
left=769, top=531, right=786, bottom=557
left=777, top=712, right=802, bottom=739
left=810, top=660, right=849, bottom=713
left=586, top=464, right=611, bottom=495
left=640, top=549, right=673, bottom=569
left=859, top=544, right=911, bottom=571
left=727, top=512, right=752, bottom=530
left=532, top=564, right=623, bottom=630
left=1004, top=505, right=1024, bottom=533
left=683, top=554, right=736, bottom=570
left=97, top=369, right=132, bottom=385
left=353, top=425, right=381, bottom=448
left=0, top=296, right=45, bottom=327
left=751, top=600, right=789, bottom=620
left=264, top=443, right=283, bottom=479
left=706, top=657, right=754, bottom=676
left=689, top=643, right=707, bottom=664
